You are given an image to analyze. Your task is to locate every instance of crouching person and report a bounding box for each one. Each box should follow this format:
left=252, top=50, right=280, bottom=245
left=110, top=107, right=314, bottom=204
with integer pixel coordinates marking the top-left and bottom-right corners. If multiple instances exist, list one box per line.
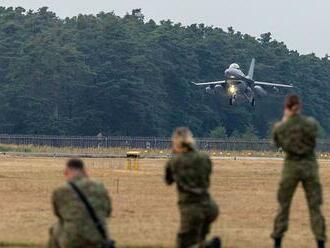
left=165, top=127, right=221, bottom=248
left=48, top=159, right=114, bottom=248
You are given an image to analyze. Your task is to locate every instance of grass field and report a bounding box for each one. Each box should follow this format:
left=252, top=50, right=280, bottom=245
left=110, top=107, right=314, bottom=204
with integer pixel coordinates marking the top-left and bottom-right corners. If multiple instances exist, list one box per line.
left=3, top=143, right=330, bottom=161
left=0, top=143, right=284, bottom=158
left=0, top=156, right=330, bottom=248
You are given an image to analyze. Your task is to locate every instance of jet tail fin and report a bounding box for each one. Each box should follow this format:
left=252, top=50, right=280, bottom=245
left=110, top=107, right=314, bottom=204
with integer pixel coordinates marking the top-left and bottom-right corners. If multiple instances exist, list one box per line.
left=247, top=58, right=255, bottom=79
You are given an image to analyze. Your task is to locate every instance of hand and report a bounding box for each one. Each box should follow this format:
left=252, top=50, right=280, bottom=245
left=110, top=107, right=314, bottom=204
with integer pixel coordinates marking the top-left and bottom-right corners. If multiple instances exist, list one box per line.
left=282, top=108, right=291, bottom=122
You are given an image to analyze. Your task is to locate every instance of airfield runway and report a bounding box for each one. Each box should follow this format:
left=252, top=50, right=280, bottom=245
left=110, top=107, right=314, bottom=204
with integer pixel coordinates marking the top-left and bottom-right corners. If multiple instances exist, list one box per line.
left=0, top=156, right=330, bottom=248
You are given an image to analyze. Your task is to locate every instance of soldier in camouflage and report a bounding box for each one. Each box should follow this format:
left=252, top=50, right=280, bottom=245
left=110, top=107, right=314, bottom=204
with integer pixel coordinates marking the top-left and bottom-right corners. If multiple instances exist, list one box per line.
left=165, top=127, right=220, bottom=248
left=48, top=159, right=112, bottom=248
left=271, top=94, right=326, bottom=248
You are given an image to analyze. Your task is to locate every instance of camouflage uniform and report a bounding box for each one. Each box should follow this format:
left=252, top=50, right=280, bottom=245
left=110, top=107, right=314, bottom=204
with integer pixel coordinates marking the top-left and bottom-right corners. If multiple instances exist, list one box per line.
left=272, top=114, right=326, bottom=241
left=48, top=175, right=112, bottom=248
left=165, top=147, right=219, bottom=248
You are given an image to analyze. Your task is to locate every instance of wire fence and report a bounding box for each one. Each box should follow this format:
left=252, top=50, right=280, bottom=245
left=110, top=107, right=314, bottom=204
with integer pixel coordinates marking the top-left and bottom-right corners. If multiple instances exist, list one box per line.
left=1, top=134, right=330, bottom=152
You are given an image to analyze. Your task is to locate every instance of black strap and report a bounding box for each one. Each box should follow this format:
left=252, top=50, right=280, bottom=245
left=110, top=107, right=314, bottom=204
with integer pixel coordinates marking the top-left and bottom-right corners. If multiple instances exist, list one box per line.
left=69, top=182, right=108, bottom=240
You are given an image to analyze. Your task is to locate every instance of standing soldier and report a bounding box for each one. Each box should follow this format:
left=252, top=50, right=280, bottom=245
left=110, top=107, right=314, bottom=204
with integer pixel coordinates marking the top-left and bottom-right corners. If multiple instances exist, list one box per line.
left=48, top=159, right=113, bottom=248
left=271, top=94, right=326, bottom=248
left=165, top=127, right=220, bottom=248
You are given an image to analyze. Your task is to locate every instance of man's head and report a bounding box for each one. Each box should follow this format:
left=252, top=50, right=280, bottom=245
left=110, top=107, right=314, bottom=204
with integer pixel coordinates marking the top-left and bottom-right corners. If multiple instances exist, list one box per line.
left=64, top=158, right=87, bottom=181
left=171, top=127, right=196, bottom=154
left=285, top=94, right=301, bottom=115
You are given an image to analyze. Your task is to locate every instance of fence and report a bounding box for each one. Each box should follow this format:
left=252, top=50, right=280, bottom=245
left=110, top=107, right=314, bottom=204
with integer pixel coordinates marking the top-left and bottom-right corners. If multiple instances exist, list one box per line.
left=0, top=134, right=330, bottom=152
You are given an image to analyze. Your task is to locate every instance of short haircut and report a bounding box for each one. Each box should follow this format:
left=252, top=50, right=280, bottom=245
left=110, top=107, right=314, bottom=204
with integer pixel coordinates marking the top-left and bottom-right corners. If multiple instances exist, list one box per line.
left=172, top=127, right=196, bottom=147
left=285, top=94, right=301, bottom=110
left=66, top=158, right=84, bottom=170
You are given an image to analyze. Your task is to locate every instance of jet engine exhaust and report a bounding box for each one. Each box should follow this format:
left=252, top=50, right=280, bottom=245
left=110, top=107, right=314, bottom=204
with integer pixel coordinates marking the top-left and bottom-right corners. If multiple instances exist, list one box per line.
left=214, top=84, right=223, bottom=93
left=205, top=86, right=213, bottom=94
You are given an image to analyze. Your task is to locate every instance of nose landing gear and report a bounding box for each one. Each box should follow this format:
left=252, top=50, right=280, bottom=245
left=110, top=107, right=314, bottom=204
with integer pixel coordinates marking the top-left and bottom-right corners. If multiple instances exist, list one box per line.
left=251, top=98, right=256, bottom=107
left=229, top=95, right=236, bottom=105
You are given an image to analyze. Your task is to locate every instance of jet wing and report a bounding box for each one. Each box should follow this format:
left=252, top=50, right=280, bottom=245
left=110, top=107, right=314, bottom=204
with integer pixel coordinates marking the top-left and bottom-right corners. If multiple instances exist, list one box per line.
left=254, top=81, right=294, bottom=88
left=191, top=80, right=226, bottom=86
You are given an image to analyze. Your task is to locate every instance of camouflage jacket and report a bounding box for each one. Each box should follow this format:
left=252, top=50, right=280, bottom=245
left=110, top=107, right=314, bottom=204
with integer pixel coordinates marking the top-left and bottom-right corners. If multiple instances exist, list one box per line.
left=52, top=175, right=112, bottom=246
left=273, top=114, right=319, bottom=161
left=165, top=148, right=213, bottom=204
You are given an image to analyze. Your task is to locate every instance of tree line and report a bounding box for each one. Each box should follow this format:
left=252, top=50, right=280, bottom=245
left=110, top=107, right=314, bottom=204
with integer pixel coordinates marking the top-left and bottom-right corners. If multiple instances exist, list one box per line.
left=0, top=7, right=329, bottom=138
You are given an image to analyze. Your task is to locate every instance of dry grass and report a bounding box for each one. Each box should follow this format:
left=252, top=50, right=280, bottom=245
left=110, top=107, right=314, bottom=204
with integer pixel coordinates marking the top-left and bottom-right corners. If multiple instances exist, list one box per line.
left=0, top=144, right=298, bottom=158
left=3, top=143, right=330, bottom=160
left=0, top=156, right=330, bottom=247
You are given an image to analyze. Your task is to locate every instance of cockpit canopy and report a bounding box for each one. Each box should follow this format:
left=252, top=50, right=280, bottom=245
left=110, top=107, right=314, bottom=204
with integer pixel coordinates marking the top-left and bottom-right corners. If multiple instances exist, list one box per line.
left=229, top=63, right=240, bottom=70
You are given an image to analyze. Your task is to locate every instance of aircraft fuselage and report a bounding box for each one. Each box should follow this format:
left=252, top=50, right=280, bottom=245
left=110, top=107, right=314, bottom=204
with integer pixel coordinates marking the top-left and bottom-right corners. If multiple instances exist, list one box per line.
left=191, top=58, right=294, bottom=107
left=225, top=67, right=246, bottom=80
left=223, top=67, right=250, bottom=94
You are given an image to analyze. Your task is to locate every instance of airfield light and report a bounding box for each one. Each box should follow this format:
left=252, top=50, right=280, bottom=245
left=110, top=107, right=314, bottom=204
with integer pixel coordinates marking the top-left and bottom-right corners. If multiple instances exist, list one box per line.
left=228, top=85, right=237, bottom=95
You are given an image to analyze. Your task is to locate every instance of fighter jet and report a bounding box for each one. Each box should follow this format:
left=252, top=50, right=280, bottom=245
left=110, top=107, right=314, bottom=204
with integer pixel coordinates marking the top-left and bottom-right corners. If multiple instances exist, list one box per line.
left=191, top=58, right=294, bottom=106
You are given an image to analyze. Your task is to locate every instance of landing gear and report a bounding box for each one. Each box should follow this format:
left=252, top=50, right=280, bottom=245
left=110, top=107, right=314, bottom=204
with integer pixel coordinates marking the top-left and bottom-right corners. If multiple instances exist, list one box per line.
left=251, top=98, right=256, bottom=107
left=229, top=96, right=236, bottom=105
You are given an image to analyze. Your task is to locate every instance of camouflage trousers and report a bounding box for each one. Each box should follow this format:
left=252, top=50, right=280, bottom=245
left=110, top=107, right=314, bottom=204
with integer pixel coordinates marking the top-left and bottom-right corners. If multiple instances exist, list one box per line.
left=177, top=199, right=219, bottom=248
left=48, top=223, right=103, bottom=248
left=272, top=160, right=326, bottom=241
left=48, top=223, right=62, bottom=248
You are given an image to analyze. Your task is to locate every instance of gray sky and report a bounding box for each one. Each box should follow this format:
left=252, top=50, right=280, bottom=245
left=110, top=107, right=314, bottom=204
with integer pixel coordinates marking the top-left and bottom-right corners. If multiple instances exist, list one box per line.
left=1, top=0, right=329, bottom=57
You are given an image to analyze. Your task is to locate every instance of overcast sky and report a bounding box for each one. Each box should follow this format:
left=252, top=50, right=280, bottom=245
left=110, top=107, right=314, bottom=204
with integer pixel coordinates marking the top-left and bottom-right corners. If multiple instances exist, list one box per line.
left=0, top=0, right=329, bottom=57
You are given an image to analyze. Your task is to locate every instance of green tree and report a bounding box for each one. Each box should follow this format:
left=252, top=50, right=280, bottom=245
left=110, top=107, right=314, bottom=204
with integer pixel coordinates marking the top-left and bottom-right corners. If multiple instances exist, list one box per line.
left=258, top=32, right=272, bottom=44
left=210, top=125, right=227, bottom=138
left=241, top=125, right=259, bottom=139
left=229, top=130, right=241, bottom=139
left=0, top=7, right=328, bottom=138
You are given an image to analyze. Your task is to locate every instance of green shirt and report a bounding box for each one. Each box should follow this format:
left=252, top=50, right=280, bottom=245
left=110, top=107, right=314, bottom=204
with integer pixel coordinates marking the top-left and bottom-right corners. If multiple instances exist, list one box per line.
left=165, top=148, right=212, bottom=204
left=52, top=175, right=111, bottom=246
left=273, top=114, right=319, bottom=161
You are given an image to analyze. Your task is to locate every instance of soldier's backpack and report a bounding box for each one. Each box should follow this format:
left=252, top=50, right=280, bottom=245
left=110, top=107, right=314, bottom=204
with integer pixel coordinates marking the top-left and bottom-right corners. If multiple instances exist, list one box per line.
left=69, top=182, right=116, bottom=248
